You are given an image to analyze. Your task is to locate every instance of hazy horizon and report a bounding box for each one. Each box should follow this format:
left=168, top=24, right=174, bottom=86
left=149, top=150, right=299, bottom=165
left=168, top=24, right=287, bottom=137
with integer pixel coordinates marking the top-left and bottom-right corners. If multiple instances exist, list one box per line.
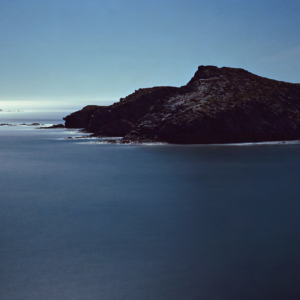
left=0, top=98, right=115, bottom=111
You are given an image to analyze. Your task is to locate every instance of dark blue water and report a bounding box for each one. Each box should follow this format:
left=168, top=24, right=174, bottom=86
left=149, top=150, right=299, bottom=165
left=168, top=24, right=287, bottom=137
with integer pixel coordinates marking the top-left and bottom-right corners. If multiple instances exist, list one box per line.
left=1, top=112, right=300, bottom=300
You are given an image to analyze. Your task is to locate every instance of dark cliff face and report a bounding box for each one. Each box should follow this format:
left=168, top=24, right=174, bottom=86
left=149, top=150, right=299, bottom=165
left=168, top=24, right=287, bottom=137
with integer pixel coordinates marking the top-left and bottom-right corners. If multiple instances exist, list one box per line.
left=87, top=86, right=178, bottom=136
left=64, top=66, right=300, bottom=144
left=124, top=67, right=300, bottom=143
left=63, top=105, right=105, bottom=128
left=64, top=87, right=178, bottom=136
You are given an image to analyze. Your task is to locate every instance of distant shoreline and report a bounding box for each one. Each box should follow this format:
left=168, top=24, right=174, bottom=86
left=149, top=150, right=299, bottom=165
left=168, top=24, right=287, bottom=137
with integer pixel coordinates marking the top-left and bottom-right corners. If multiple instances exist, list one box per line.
left=0, top=109, right=24, bottom=113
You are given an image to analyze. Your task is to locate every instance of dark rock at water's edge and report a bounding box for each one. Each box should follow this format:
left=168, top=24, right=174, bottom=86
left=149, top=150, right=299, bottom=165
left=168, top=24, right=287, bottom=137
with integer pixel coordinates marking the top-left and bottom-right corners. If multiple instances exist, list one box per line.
left=64, top=66, right=300, bottom=144
left=20, top=123, right=45, bottom=126
left=38, top=124, right=65, bottom=129
left=63, top=105, right=105, bottom=128
left=27, top=123, right=41, bottom=126
left=87, top=87, right=178, bottom=136
left=63, top=87, right=178, bottom=136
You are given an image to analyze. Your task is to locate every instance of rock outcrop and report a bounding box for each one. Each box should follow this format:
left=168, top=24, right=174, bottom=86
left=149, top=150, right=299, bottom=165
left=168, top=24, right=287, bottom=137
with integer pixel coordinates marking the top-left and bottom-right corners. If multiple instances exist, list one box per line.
left=38, top=124, right=65, bottom=129
left=64, top=66, right=300, bottom=144
left=63, top=105, right=105, bottom=128
left=64, top=87, right=178, bottom=136
left=87, top=87, right=178, bottom=136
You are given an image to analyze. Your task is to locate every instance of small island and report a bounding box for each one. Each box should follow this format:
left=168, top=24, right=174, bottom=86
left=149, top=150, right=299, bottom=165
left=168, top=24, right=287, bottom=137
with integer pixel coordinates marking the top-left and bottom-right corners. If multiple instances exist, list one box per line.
left=63, top=66, right=300, bottom=144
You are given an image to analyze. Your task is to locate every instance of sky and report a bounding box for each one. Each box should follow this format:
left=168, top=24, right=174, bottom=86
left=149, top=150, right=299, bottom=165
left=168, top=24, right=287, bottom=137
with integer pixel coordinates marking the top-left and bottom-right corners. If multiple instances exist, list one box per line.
left=1, top=0, right=300, bottom=110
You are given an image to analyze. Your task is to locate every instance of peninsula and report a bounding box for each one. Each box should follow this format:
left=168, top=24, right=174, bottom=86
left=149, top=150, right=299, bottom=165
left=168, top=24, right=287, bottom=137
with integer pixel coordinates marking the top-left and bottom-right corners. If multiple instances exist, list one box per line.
left=63, top=66, right=300, bottom=144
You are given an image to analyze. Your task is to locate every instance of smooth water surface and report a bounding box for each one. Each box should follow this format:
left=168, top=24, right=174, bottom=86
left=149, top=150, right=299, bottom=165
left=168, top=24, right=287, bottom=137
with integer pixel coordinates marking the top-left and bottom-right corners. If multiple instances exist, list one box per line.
left=1, top=113, right=300, bottom=300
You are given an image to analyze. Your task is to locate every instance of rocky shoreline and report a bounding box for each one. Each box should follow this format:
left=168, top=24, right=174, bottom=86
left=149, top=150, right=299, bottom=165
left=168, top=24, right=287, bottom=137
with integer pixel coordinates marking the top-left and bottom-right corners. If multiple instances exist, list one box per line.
left=63, top=65, right=300, bottom=144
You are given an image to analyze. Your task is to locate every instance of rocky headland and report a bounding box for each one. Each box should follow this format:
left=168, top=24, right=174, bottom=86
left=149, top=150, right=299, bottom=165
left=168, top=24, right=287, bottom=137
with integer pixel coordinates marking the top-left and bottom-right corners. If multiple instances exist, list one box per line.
left=63, top=66, right=300, bottom=144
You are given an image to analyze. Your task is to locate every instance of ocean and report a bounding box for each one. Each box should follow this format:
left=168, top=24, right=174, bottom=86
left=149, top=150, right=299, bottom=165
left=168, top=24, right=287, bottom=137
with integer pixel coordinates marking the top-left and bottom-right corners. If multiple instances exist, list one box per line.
left=1, top=111, right=300, bottom=300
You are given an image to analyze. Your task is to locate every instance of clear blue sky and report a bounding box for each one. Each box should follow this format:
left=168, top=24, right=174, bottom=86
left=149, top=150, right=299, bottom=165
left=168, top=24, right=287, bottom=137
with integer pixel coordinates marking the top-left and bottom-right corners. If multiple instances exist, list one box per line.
left=1, top=0, right=300, bottom=109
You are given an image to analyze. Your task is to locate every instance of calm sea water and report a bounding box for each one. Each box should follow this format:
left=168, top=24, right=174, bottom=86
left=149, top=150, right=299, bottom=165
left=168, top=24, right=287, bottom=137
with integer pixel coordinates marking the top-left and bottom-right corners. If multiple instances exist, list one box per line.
left=1, top=111, right=300, bottom=300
